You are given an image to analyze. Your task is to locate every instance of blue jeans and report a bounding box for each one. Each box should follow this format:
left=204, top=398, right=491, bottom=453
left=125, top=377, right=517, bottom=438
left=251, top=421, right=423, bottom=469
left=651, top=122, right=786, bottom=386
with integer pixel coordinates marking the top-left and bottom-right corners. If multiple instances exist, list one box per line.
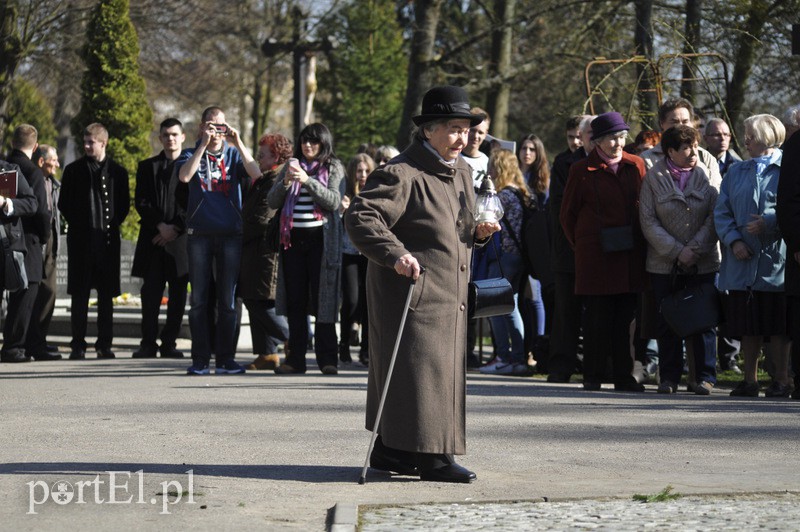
left=651, top=272, right=717, bottom=385
left=187, top=234, right=242, bottom=365
left=488, top=253, right=525, bottom=364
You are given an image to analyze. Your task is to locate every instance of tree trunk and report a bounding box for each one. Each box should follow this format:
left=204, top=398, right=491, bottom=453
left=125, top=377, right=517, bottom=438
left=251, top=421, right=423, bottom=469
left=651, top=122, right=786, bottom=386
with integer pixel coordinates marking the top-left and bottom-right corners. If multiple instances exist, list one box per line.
left=485, top=0, right=515, bottom=139
left=0, top=1, right=23, bottom=146
left=633, top=0, right=657, bottom=130
left=680, top=0, right=702, bottom=102
left=726, top=0, right=769, bottom=132
left=396, top=0, right=443, bottom=149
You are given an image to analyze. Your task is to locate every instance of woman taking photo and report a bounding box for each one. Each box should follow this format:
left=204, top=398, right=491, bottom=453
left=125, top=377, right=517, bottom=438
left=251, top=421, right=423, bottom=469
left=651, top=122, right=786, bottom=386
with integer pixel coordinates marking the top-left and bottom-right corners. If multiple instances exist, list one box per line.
left=339, top=153, right=375, bottom=366
left=639, top=125, right=719, bottom=395
left=240, top=133, right=293, bottom=371
left=560, top=112, right=647, bottom=392
left=479, top=149, right=531, bottom=376
left=715, top=114, right=790, bottom=397
left=267, top=123, right=344, bottom=375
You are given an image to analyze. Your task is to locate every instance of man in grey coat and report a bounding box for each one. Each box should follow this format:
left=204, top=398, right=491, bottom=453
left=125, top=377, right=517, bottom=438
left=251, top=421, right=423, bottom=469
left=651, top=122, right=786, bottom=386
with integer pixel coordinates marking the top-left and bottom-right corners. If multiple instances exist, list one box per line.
left=346, top=86, right=499, bottom=483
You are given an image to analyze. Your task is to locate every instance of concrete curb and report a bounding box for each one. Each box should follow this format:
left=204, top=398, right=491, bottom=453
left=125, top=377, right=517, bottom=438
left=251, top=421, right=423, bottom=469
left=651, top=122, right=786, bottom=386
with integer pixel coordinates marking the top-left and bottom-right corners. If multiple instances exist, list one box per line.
left=329, top=502, right=358, bottom=531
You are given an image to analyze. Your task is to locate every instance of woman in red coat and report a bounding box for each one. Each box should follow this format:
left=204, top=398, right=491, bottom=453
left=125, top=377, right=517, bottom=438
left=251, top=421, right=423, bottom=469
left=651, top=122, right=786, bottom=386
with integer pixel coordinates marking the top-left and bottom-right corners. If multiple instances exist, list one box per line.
left=560, top=112, right=647, bottom=391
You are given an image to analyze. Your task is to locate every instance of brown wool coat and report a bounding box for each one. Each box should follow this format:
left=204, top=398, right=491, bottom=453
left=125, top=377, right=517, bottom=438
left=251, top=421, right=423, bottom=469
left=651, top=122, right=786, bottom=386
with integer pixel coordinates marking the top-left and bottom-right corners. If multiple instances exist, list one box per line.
left=345, top=139, right=478, bottom=455
left=239, top=170, right=280, bottom=301
left=560, top=149, right=647, bottom=295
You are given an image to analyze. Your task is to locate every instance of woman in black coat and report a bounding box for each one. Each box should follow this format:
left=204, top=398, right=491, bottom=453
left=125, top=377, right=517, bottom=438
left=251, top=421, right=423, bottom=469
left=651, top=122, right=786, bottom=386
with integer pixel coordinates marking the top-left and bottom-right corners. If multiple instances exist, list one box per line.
left=240, top=133, right=293, bottom=370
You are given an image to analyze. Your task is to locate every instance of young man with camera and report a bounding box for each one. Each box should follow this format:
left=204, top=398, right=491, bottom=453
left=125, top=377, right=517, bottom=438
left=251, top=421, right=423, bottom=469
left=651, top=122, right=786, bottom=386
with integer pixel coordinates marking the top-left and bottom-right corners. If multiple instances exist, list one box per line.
left=176, top=106, right=261, bottom=375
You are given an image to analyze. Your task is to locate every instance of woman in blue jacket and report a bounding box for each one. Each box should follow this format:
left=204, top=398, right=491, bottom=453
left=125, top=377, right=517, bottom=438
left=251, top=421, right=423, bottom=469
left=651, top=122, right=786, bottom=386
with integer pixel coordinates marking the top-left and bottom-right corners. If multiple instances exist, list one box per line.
left=714, top=114, right=790, bottom=397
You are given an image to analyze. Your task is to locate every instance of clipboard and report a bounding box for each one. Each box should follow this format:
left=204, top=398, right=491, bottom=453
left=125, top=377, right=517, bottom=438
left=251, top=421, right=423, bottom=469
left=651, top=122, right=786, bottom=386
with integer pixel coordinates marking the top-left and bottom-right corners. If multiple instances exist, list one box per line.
left=0, top=170, right=18, bottom=198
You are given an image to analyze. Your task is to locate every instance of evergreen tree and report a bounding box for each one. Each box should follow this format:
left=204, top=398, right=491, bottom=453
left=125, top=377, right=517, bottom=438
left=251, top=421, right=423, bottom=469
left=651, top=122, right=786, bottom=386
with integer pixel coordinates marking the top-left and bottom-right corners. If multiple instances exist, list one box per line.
left=3, top=79, right=58, bottom=155
left=72, top=0, right=152, bottom=241
left=318, top=0, right=407, bottom=159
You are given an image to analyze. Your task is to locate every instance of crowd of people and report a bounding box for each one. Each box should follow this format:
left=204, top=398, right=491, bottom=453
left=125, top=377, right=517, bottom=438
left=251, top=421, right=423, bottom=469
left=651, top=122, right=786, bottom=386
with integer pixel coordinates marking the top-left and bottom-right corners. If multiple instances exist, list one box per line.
left=4, top=84, right=800, bottom=484
left=2, top=95, right=800, bottom=401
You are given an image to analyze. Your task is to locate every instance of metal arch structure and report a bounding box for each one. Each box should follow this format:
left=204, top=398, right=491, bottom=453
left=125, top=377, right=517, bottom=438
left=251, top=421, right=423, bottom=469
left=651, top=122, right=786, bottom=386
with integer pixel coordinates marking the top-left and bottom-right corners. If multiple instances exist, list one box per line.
left=584, top=52, right=730, bottom=131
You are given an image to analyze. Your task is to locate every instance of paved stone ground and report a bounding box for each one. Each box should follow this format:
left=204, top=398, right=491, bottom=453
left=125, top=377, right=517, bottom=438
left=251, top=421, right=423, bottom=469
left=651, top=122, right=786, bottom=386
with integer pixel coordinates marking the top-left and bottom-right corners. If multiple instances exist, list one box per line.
left=2, top=345, right=800, bottom=531
left=359, top=492, right=800, bottom=530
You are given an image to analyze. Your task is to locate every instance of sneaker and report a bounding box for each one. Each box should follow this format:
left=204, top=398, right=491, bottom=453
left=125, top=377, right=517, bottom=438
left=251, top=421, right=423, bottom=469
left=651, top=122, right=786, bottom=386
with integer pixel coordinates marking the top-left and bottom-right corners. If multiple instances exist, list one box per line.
left=730, top=381, right=759, bottom=397
left=513, top=363, right=534, bottom=376
left=215, top=361, right=246, bottom=375
left=764, top=382, right=792, bottom=398
left=481, top=361, right=516, bottom=375
left=479, top=357, right=506, bottom=374
left=695, top=381, right=714, bottom=396
left=657, top=381, right=677, bottom=394
left=186, top=364, right=210, bottom=375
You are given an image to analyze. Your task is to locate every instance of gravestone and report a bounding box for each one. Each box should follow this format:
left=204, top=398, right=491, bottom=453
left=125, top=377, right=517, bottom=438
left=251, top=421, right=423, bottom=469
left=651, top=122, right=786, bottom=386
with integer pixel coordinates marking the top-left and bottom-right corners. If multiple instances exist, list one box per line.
left=56, top=236, right=142, bottom=298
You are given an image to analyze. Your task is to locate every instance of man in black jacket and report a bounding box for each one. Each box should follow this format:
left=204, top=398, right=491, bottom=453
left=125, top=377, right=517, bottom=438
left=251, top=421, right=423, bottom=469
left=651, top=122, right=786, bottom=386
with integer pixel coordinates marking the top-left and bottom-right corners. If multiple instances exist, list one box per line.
left=58, top=123, right=130, bottom=360
left=1, top=125, right=52, bottom=363
left=25, top=144, right=61, bottom=358
left=131, top=118, right=188, bottom=359
left=546, top=114, right=592, bottom=382
left=776, top=124, right=800, bottom=399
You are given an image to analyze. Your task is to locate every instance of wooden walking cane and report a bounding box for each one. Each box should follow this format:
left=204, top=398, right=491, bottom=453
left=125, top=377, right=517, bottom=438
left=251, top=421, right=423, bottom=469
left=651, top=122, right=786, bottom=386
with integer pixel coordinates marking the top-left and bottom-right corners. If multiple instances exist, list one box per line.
left=358, top=268, right=424, bottom=485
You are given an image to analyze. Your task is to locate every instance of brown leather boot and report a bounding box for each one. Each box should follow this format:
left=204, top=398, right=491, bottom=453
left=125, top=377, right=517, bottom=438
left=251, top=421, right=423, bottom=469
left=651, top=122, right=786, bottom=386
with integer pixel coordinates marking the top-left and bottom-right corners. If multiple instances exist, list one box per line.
left=247, top=354, right=281, bottom=370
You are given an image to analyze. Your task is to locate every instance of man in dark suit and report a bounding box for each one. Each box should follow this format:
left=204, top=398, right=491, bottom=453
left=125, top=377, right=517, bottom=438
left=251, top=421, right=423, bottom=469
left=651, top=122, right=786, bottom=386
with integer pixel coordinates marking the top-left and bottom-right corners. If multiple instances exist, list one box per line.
left=776, top=124, right=800, bottom=400
left=58, top=123, right=130, bottom=360
left=546, top=114, right=592, bottom=382
left=25, top=144, right=61, bottom=358
left=131, top=118, right=188, bottom=359
left=1, top=125, right=53, bottom=362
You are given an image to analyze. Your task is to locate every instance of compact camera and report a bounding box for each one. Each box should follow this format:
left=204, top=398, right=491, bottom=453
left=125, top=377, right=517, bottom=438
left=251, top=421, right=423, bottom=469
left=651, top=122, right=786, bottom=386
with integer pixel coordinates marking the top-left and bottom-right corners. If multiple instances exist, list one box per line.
left=212, top=123, right=229, bottom=136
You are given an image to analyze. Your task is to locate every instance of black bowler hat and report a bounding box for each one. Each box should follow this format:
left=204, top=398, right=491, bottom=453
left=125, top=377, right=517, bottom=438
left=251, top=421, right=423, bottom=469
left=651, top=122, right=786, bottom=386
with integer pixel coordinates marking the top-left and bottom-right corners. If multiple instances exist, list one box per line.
left=591, top=111, right=630, bottom=140
left=412, top=86, right=486, bottom=127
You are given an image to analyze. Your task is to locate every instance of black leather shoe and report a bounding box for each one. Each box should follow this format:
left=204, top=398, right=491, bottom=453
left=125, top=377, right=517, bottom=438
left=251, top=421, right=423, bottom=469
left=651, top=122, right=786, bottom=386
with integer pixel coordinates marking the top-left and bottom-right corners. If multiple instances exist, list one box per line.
left=547, top=373, right=572, bottom=383
left=46, top=344, right=60, bottom=353
left=1, top=352, right=32, bottom=363
left=159, top=348, right=185, bottom=359
left=132, top=346, right=157, bottom=359
left=96, top=348, right=115, bottom=359
left=69, top=350, right=86, bottom=360
left=370, top=447, right=419, bottom=476
left=31, top=352, right=63, bottom=361
left=583, top=381, right=601, bottom=391
left=419, top=462, right=476, bottom=483
left=615, top=381, right=645, bottom=392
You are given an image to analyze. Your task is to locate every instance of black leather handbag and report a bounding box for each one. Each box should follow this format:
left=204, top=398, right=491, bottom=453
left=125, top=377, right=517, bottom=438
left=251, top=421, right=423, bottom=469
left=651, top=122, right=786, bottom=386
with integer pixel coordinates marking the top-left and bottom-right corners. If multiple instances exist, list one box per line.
left=0, top=224, right=27, bottom=292
left=660, top=266, right=722, bottom=338
left=600, top=225, right=634, bottom=252
left=264, top=215, right=281, bottom=253
left=594, top=173, right=635, bottom=253
left=468, top=235, right=514, bottom=319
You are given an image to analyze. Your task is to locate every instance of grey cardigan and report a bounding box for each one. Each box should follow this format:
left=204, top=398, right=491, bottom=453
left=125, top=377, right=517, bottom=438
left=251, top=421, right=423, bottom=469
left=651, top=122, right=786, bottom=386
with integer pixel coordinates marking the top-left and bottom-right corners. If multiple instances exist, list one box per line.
left=266, top=159, right=344, bottom=323
left=639, top=158, right=720, bottom=275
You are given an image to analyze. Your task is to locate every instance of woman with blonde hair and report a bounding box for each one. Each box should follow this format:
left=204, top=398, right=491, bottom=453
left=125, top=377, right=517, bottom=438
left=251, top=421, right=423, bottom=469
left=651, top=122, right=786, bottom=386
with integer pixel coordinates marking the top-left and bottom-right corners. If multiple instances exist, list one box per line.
left=715, top=114, right=790, bottom=397
left=480, top=149, right=532, bottom=375
left=339, top=153, right=376, bottom=365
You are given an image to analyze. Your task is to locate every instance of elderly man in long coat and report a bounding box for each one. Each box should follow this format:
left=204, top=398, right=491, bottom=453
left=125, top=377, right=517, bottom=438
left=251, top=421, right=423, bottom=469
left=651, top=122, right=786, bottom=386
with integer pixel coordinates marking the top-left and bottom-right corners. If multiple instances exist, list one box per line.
left=346, top=86, right=499, bottom=483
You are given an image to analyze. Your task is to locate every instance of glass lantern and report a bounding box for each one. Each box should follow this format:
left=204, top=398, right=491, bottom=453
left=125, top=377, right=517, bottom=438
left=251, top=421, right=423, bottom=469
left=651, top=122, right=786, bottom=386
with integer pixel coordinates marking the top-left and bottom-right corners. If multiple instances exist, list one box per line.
left=474, top=175, right=504, bottom=224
